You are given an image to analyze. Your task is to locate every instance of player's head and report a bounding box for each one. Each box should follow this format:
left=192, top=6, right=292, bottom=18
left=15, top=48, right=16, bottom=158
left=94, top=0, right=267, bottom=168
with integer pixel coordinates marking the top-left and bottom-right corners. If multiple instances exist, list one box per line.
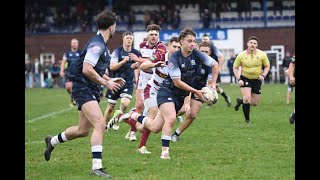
left=146, top=24, right=161, bottom=45
left=247, top=36, right=258, bottom=51
left=167, top=37, right=180, bottom=55
left=198, top=41, right=211, bottom=56
left=70, top=38, right=79, bottom=50
left=201, top=34, right=211, bottom=43
left=122, top=31, right=133, bottom=47
left=96, top=10, right=117, bottom=39
left=179, top=27, right=197, bottom=53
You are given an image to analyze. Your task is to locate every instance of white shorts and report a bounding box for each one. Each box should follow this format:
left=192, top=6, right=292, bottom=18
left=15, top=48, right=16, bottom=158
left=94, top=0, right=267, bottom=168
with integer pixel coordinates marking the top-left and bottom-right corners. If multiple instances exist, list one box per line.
left=143, top=96, right=157, bottom=116
left=137, top=70, right=152, bottom=90
left=142, top=86, right=158, bottom=115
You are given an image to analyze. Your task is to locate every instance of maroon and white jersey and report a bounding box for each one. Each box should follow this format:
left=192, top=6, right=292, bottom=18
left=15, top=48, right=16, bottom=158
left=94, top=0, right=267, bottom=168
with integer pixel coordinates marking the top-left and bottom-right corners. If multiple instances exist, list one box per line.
left=147, top=52, right=169, bottom=93
left=142, top=51, right=170, bottom=102
left=138, top=40, right=166, bottom=90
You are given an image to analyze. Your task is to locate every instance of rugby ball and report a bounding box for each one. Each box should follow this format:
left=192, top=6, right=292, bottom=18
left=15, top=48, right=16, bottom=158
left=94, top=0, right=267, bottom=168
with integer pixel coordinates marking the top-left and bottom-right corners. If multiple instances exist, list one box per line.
left=202, top=87, right=218, bottom=105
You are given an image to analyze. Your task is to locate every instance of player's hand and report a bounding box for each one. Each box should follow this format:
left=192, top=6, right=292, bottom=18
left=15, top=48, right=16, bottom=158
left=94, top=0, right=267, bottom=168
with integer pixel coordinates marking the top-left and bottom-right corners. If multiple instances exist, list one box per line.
left=289, top=77, right=295, bottom=85
left=194, top=90, right=206, bottom=102
left=60, top=71, right=65, bottom=78
left=153, top=61, right=166, bottom=67
left=184, top=104, right=191, bottom=117
left=258, top=75, right=265, bottom=81
left=112, top=77, right=126, bottom=87
left=208, top=83, right=216, bottom=91
left=123, top=56, right=130, bottom=62
left=238, top=79, right=244, bottom=86
left=105, top=79, right=125, bottom=94
left=128, top=53, right=138, bottom=61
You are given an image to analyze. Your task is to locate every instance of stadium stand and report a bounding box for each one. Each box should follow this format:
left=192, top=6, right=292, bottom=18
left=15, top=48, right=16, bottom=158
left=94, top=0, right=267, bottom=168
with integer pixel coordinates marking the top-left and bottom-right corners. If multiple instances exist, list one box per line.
left=25, top=0, right=295, bottom=34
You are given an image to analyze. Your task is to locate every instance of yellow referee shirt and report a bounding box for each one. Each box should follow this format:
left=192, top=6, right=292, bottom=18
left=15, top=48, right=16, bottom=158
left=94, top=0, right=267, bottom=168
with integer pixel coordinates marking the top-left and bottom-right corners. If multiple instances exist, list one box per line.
left=234, top=49, right=270, bottom=79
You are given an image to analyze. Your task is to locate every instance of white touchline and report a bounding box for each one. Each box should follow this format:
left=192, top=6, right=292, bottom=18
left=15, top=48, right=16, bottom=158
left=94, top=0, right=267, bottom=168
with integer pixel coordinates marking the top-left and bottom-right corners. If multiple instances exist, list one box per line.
left=26, top=101, right=107, bottom=123
left=25, top=141, right=43, bottom=145
left=26, top=108, right=73, bottom=123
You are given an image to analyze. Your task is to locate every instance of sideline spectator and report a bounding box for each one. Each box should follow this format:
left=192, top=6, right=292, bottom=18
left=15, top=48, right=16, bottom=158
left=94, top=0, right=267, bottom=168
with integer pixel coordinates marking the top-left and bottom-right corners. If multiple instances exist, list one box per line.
left=34, top=58, right=42, bottom=88
left=25, top=58, right=34, bottom=88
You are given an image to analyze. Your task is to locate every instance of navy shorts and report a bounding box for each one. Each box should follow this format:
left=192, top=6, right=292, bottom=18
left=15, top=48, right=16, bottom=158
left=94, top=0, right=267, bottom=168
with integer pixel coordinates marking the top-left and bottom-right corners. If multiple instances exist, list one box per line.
left=239, top=75, right=262, bottom=94
left=157, top=87, right=185, bottom=114
left=72, top=82, right=100, bottom=111
left=65, top=73, right=75, bottom=82
left=288, top=83, right=294, bottom=92
left=105, top=84, right=134, bottom=101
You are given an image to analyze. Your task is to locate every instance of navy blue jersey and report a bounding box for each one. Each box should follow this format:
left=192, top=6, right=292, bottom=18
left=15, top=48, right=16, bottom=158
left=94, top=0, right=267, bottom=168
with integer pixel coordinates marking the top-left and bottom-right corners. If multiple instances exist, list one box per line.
left=64, top=49, right=82, bottom=77
left=209, top=44, right=222, bottom=63
left=74, top=33, right=110, bottom=93
left=109, top=47, right=141, bottom=84
left=161, top=49, right=215, bottom=97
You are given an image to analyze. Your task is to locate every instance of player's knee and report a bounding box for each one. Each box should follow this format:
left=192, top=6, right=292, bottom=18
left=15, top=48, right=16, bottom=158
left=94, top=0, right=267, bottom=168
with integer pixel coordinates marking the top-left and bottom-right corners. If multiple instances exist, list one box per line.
left=78, top=129, right=90, bottom=137
left=166, top=118, right=176, bottom=127
left=243, top=96, right=251, bottom=103
left=120, top=103, right=129, bottom=112
left=188, top=113, right=197, bottom=120
left=149, top=125, right=162, bottom=133
left=136, top=103, right=144, bottom=113
left=251, top=100, right=259, bottom=106
left=106, top=103, right=116, bottom=113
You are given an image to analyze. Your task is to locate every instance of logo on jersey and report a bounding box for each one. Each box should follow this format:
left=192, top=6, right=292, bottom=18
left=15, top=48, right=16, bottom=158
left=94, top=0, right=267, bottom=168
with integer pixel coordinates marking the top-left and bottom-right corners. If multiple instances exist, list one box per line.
left=90, top=46, right=101, bottom=54
left=201, top=69, right=205, bottom=74
left=191, top=60, right=195, bottom=65
left=181, top=64, right=185, bottom=68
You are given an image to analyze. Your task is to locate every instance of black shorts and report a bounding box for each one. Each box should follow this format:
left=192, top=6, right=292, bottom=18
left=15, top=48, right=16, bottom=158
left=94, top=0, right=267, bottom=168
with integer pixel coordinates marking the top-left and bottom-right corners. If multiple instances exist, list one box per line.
left=72, top=82, right=100, bottom=110
left=157, top=87, right=185, bottom=114
left=239, top=75, right=262, bottom=94
left=105, top=84, right=134, bottom=101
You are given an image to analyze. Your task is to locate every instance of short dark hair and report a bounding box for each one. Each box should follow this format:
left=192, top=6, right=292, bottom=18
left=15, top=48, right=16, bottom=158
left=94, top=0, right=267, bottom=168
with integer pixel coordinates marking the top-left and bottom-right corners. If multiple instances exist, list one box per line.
left=248, top=36, right=259, bottom=42
left=146, top=24, right=161, bottom=32
left=122, top=31, right=133, bottom=38
left=169, top=37, right=179, bottom=44
left=198, top=41, right=211, bottom=48
left=202, top=34, right=210, bottom=38
left=96, top=10, right=117, bottom=30
left=179, top=27, right=196, bottom=41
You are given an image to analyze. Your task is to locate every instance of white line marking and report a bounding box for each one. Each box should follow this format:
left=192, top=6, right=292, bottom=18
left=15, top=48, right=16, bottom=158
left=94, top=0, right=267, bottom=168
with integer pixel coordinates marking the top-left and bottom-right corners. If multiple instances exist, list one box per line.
left=26, top=107, right=74, bottom=123
left=26, top=101, right=107, bottom=123
left=25, top=141, right=43, bottom=145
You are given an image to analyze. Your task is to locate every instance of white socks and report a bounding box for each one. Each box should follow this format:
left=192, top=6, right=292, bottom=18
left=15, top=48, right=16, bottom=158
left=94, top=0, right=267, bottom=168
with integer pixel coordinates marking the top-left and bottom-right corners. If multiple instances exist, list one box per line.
left=91, top=145, right=103, bottom=170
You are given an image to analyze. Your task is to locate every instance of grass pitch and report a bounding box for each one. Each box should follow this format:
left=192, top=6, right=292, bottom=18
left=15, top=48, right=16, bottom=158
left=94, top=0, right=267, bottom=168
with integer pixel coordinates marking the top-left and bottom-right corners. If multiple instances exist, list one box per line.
left=25, top=83, right=295, bottom=179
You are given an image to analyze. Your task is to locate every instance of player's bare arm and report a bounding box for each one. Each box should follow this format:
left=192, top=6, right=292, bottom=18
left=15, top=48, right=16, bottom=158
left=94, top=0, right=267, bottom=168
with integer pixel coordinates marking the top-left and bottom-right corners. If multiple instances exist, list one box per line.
left=110, top=56, right=129, bottom=71
left=128, top=53, right=149, bottom=63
